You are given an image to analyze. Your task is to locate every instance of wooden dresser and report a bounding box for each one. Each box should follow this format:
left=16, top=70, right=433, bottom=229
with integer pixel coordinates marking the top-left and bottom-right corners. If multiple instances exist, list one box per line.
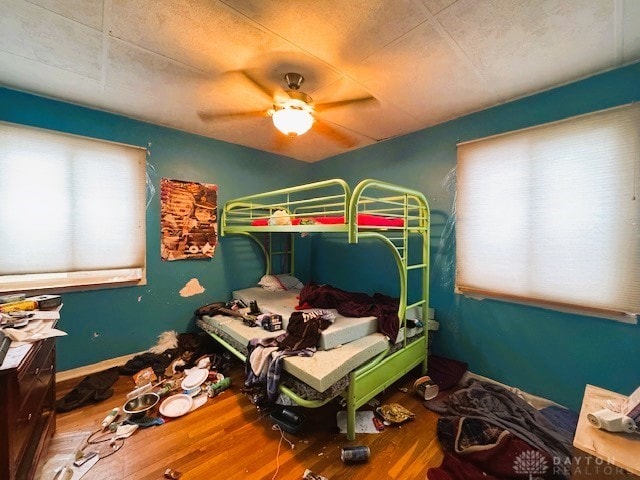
left=0, top=337, right=57, bottom=480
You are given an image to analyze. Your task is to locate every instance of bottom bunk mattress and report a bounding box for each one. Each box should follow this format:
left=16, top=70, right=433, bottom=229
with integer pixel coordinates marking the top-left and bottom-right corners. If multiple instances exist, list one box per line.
left=232, top=287, right=378, bottom=350
left=197, top=314, right=389, bottom=393
left=196, top=318, right=346, bottom=401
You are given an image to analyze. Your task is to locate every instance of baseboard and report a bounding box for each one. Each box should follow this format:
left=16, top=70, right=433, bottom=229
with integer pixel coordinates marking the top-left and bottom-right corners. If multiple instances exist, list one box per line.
left=463, top=371, right=562, bottom=409
left=56, top=351, right=145, bottom=383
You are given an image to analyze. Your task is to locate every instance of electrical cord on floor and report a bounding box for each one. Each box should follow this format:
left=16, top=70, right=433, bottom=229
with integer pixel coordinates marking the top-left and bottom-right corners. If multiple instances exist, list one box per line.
left=85, top=428, right=126, bottom=460
left=271, top=424, right=295, bottom=480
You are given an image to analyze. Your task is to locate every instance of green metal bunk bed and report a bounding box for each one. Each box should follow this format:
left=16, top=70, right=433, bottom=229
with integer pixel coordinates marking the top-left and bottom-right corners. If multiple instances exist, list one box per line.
left=207, top=178, right=430, bottom=440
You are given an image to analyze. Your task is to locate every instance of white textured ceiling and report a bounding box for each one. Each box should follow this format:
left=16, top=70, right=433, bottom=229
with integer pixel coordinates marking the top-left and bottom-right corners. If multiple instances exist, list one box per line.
left=1, top=0, right=639, bottom=162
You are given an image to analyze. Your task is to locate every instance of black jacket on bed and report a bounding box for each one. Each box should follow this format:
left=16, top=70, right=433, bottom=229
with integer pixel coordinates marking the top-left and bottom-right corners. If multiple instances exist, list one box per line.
left=277, top=310, right=333, bottom=351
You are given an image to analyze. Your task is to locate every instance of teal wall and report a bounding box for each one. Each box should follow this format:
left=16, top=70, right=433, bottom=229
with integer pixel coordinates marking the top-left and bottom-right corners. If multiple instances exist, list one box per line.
left=307, top=62, right=640, bottom=411
left=0, top=88, right=309, bottom=371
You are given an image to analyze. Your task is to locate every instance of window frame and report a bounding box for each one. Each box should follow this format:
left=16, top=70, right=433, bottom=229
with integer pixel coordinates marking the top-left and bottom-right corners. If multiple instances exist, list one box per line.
left=454, top=103, right=639, bottom=324
left=0, top=121, right=148, bottom=294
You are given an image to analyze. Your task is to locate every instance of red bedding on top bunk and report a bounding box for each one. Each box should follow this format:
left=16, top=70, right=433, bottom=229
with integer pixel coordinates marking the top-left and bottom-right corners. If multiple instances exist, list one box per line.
left=250, top=213, right=404, bottom=227
left=250, top=218, right=302, bottom=226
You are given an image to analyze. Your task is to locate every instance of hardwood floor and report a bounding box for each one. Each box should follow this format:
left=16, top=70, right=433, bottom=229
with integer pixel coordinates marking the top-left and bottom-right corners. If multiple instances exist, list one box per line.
left=41, top=359, right=443, bottom=480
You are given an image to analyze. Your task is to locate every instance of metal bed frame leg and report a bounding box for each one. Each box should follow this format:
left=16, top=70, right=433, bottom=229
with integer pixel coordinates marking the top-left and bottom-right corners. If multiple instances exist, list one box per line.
left=346, top=400, right=356, bottom=441
left=421, top=334, right=429, bottom=375
left=345, top=371, right=357, bottom=441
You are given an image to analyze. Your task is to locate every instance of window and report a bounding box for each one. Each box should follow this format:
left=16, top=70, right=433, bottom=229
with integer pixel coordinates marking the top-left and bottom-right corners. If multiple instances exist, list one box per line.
left=456, top=104, right=640, bottom=323
left=0, top=122, right=147, bottom=293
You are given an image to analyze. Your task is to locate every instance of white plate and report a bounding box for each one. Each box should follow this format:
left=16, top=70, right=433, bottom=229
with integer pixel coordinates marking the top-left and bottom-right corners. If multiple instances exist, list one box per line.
left=181, top=368, right=208, bottom=390
left=159, top=394, right=194, bottom=418
left=190, top=394, right=208, bottom=411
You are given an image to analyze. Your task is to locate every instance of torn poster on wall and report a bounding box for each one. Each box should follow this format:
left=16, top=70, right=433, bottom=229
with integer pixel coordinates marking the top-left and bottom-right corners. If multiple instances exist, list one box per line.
left=160, top=178, right=217, bottom=261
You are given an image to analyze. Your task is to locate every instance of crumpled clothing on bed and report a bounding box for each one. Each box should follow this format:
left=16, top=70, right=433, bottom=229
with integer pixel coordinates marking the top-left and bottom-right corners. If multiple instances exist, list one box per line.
left=297, top=283, right=401, bottom=342
left=245, top=337, right=315, bottom=403
left=244, top=309, right=334, bottom=403
left=277, top=309, right=334, bottom=351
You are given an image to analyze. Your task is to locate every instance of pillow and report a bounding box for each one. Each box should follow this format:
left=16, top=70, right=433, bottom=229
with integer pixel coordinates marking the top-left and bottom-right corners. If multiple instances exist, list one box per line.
left=268, top=209, right=291, bottom=226
left=258, top=274, right=303, bottom=291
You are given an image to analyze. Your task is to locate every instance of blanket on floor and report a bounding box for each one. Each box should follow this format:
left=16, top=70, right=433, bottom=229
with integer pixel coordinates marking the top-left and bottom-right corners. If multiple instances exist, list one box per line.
left=427, top=379, right=576, bottom=480
left=442, top=380, right=573, bottom=463
left=427, top=416, right=567, bottom=480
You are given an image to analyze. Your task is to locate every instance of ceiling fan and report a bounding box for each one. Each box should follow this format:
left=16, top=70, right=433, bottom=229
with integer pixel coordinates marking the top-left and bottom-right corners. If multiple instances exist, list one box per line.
left=198, top=71, right=377, bottom=148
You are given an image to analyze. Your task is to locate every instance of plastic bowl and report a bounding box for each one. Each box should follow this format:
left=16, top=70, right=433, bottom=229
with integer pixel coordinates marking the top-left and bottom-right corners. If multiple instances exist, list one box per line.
left=123, top=392, right=160, bottom=416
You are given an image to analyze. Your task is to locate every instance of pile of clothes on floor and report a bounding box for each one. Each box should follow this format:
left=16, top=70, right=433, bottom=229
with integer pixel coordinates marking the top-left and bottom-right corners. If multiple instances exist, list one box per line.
left=55, top=331, right=228, bottom=413
left=423, top=357, right=578, bottom=480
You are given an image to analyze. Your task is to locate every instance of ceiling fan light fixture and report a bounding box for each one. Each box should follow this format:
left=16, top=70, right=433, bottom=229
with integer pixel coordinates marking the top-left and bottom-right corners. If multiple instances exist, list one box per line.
left=272, top=106, right=314, bottom=136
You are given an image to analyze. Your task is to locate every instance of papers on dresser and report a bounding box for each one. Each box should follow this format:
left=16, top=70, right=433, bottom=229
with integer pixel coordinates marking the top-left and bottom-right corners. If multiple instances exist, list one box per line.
left=30, top=309, right=61, bottom=321
left=3, top=319, right=67, bottom=345
left=0, top=305, right=66, bottom=369
left=1, top=343, right=32, bottom=369
left=3, top=307, right=67, bottom=347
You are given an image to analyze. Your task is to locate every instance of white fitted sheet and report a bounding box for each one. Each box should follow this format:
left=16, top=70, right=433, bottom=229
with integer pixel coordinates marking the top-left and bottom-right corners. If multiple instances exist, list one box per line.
left=232, top=287, right=379, bottom=350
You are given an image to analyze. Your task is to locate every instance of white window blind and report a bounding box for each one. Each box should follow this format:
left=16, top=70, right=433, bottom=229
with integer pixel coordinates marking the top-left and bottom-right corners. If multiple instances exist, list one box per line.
left=0, top=122, right=147, bottom=292
left=456, top=104, right=640, bottom=323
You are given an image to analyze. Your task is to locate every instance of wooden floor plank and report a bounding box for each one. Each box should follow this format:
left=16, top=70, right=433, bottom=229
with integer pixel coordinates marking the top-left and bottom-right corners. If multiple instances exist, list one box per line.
left=42, top=359, right=443, bottom=479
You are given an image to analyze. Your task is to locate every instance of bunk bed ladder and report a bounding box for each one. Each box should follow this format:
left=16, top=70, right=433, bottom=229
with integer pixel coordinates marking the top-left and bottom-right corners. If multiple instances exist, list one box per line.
left=349, top=181, right=430, bottom=350
left=264, top=232, right=294, bottom=275
left=342, top=180, right=431, bottom=439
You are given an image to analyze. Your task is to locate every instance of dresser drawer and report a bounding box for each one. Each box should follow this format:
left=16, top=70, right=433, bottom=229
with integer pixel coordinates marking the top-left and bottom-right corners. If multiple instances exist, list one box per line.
left=11, top=346, right=55, bottom=471
left=17, top=339, right=55, bottom=402
left=0, top=328, right=58, bottom=480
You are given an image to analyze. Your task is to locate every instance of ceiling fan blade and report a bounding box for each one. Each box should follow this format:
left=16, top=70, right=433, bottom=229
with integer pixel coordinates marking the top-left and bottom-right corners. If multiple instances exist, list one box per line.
left=198, top=109, right=267, bottom=122
left=313, top=118, right=357, bottom=148
left=314, top=96, right=378, bottom=112
left=232, top=69, right=276, bottom=102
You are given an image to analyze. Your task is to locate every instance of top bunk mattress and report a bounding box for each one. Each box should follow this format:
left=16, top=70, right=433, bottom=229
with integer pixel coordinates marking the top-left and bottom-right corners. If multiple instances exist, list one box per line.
left=233, top=287, right=378, bottom=351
